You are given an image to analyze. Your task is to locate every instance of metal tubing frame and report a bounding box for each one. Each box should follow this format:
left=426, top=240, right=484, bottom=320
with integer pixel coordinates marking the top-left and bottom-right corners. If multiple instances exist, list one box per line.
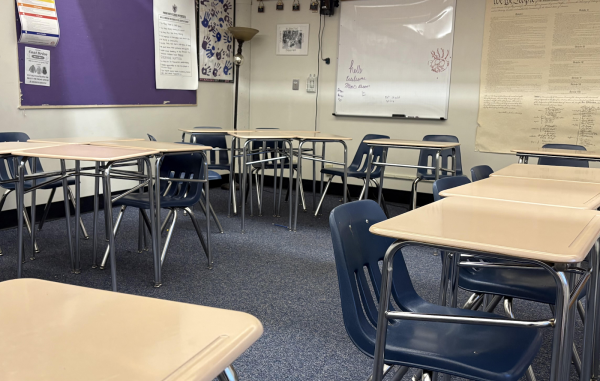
left=370, top=240, right=583, bottom=381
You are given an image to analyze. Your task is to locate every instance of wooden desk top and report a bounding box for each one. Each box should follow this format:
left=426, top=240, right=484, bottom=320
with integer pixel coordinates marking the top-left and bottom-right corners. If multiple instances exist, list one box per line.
left=27, top=136, right=145, bottom=145
left=370, top=197, right=600, bottom=263
left=439, top=176, right=600, bottom=210
left=91, top=140, right=212, bottom=152
left=179, top=128, right=254, bottom=134
left=0, top=279, right=263, bottom=381
left=229, top=131, right=297, bottom=139
left=294, top=132, right=352, bottom=140
left=492, top=164, right=600, bottom=184
left=0, top=141, right=66, bottom=154
left=15, top=144, right=159, bottom=162
left=363, top=139, right=460, bottom=148
left=511, top=147, right=600, bottom=159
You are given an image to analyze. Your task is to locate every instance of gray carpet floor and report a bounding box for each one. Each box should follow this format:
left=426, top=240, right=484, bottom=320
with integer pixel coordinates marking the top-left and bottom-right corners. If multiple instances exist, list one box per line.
left=0, top=188, right=585, bottom=380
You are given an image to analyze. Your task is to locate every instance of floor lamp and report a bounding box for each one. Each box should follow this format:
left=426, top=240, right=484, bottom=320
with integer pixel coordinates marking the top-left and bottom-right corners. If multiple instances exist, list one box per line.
left=228, top=27, right=259, bottom=131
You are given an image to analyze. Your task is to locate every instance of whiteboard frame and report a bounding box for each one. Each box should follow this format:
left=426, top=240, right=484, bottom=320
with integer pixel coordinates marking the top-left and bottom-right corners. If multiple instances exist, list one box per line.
left=333, top=0, right=457, bottom=120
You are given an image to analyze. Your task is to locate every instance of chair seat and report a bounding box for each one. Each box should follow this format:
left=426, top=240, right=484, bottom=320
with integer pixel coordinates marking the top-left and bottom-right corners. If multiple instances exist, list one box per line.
left=321, top=167, right=380, bottom=179
left=114, top=192, right=197, bottom=209
left=208, top=171, right=221, bottom=181
left=0, top=176, right=76, bottom=191
left=377, top=310, right=542, bottom=381
left=458, top=265, right=585, bottom=305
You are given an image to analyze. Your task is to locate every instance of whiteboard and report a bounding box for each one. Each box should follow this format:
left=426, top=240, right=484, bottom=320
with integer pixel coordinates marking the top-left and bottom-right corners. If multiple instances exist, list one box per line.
left=335, top=0, right=456, bottom=120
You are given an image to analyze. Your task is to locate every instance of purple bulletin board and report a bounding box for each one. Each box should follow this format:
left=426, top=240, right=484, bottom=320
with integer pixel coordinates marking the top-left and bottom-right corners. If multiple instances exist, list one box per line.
left=17, top=0, right=197, bottom=108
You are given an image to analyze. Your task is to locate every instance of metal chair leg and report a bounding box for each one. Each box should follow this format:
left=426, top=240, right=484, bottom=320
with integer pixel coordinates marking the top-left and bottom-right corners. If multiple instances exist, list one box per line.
left=100, top=205, right=127, bottom=269
left=314, top=176, right=333, bottom=216
left=254, top=171, right=262, bottom=216
left=23, top=209, right=40, bottom=254
left=67, top=186, right=89, bottom=239
left=160, top=209, right=178, bottom=265
left=161, top=209, right=174, bottom=234
left=0, top=189, right=11, bottom=213
left=411, top=177, right=422, bottom=210
left=199, top=197, right=224, bottom=233
left=217, top=365, right=239, bottom=381
left=184, top=207, right=211, bottom=268
left=37, top=187, right=55, bottom=231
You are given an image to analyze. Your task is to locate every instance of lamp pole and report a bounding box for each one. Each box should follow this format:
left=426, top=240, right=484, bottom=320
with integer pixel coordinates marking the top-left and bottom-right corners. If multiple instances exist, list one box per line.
left=233, top=40, right=244, bottom=131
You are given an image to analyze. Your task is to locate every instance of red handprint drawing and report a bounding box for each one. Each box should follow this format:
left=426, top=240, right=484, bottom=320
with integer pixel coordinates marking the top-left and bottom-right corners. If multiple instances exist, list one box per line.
left=429, top=48, right=451, bottom=73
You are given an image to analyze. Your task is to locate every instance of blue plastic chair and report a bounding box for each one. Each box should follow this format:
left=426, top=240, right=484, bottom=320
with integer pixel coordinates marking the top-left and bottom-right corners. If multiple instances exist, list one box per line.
left=0, top=132, right=88, bottom=245
left=411, top=135, right=462, bottom=209
left=189, top=127, right=231, bottom=172
left=100, top=151, right=210, bottom=272
left=329, top=200, right=543, bottom=381
left=538, top=143, right=589, bottom=168
left=471, top=165, right=494, bottom=181
left=316, top=134, right=389, bottom=214
left=147, top=134, right=223, bottom=233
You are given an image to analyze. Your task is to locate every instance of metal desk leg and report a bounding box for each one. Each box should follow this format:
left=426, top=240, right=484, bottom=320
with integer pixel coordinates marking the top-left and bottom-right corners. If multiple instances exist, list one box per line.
left=259, top=141, right=266, bottom=216
left=153, top=155, right=164, bottom=287
left=74, top=160, right=81, bottom=273
left=294, top=141, right=305, bottom=231
left=342, top=141, right=348, bottom=204
left=549, top=270, right=572, bottom=381
left=92, top=162, right=100, bottom=268
left=449, top=253, right=460, bottom=308
left=378, top=148, right=388, bottom=210
left=312, top=142, right=316, bottom=212
left=241, top=142, right=248, bottom=233
left=137, top=159, right=146, bottom=253
left=581, top=241, right=599, bottom=381
left=203, top=151, right=212, bottom=267
left=277, top=145, right=284, bottom=217
left=319, top=143, right=326, bottom=210
left=435, top=150, right=441, bottom=181
left=452, top=147, right=457, bottom=176
left=16, top=157, right=25, bottom=278
left=30, top=158, right=37, bottom=260
left=60, top=160, right=75, bottom=273
left=102, top=163, right=118, bottom=292
left=363, top=146, right=373, bottom=201
left=288, top=140, right=293, bottom=231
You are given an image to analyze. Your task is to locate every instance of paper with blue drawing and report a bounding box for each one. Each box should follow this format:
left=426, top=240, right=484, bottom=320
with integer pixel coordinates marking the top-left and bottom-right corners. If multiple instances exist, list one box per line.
left=153, top=0, right=198, bottom=90
left=198, top=0, right=234, bottom=82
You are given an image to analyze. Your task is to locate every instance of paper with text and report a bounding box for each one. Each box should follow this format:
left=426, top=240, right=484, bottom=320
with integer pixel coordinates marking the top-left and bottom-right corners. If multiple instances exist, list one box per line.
left=16, top=0, right=60, bottom=47
left=476, top=0, right=600, bottom=153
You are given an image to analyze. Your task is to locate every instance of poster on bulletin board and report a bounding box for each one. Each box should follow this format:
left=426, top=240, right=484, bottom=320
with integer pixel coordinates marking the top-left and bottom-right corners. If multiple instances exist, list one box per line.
left=198, top=0, right=235, bottom=82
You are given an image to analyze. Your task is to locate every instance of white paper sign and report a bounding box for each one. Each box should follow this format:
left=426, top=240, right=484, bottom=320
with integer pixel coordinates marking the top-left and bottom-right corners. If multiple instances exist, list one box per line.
left=16, top=0, right=60, bottom=47
left=153, top=0, right=198, bottom=90
left=25, top=47, right=50, bottom=87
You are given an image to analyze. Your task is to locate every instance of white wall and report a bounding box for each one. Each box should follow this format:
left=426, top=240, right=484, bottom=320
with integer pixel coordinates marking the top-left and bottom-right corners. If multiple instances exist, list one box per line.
left=0, top=0, right=250, bottom=210
left=247, top=0, right=531, bottom=193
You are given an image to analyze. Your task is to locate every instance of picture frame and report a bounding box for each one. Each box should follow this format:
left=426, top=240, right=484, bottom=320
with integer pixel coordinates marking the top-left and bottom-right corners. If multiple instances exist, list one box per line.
left=276, top=24, right=309, bottom=56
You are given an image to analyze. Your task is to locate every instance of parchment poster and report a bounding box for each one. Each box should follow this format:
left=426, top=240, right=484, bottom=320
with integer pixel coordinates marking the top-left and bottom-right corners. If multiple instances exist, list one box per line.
left=475, top=0, right=600, bottom=153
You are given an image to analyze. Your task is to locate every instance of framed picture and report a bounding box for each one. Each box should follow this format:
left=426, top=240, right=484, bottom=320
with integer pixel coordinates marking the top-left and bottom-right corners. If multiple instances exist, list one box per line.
left=276, top=24, right=309, bottom=56
left=198, top=0, right=235, bottom=82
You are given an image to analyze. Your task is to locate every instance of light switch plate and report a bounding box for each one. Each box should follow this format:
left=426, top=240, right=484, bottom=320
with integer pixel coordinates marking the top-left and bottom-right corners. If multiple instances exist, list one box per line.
left=292, top=79, right=299, bottom=90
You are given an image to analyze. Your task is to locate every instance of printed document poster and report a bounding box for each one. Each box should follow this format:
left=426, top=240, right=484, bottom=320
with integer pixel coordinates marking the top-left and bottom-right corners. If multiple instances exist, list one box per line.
left=153, top=0, right=198, bottom=90
left=24, top=47, right=50, bottom=87
left=16, top=0, right=60, bottom=47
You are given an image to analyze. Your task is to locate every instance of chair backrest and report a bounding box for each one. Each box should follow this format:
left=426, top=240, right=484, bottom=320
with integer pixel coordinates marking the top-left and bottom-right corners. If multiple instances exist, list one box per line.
left=470, top=165, right=494, bottom=182
left=189, top=129, right=229, bottom=167
left=417, top=135, right=463, bottom=177
left=159, top=149, right=206, bottom=203
left=348, top=134, right=390, bottom=178
left=329, top=200, right=422, bottom=356
left=250, top=128, right=283, bottom=164
left=147, top=134, right=157, bottom=141
left=0, top=132, right=42, bottom=183
left=538, top=143, right=589, bottom=168
left=432, top=176, right=471, bottom=201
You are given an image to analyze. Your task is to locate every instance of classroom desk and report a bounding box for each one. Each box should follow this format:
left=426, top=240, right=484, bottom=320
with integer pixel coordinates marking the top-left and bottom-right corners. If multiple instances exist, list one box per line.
left=493, top=163, right=600, bottom=183
left=229, top=131, right=296, bottom=233
left=362, top=139, right=460, bottom=210
left=179, top=128, right=255, bottom=143
left=0, top=278, right=263, bottom=381
left=438, top=176, right=600, bottom=210
left=512, top=147, right=600, bottom=164
left=293, top=132, right=352, bottom=231
left=369, top=197, right=600, bottom=381
left=14, top=144, right=159, bottom=291
left=27, top=136, right=145, bottom=144
left=91, top=140, right=213, bottom=287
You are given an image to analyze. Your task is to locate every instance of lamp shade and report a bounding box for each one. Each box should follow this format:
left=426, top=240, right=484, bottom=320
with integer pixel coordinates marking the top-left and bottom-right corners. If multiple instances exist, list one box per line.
left=228, top=27, right=259, bottom=42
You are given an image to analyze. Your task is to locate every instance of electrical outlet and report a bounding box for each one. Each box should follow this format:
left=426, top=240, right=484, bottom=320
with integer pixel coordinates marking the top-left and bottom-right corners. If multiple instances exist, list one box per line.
left=307, top=74, right=317, bottom=93
left=292, top=79, right=299, bottom=90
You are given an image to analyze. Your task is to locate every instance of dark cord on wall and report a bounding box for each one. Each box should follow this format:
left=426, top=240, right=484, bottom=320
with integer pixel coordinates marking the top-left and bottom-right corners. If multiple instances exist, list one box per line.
left=314, top=15, right=327, bottom=131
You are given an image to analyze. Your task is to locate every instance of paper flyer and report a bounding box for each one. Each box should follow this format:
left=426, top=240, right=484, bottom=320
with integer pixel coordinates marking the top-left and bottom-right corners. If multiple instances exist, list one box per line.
left=153, top=0, right=198, bottom=90
left=16, top=0, right=60, bottom=47
left=24, top=46, right=50, bottom=87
